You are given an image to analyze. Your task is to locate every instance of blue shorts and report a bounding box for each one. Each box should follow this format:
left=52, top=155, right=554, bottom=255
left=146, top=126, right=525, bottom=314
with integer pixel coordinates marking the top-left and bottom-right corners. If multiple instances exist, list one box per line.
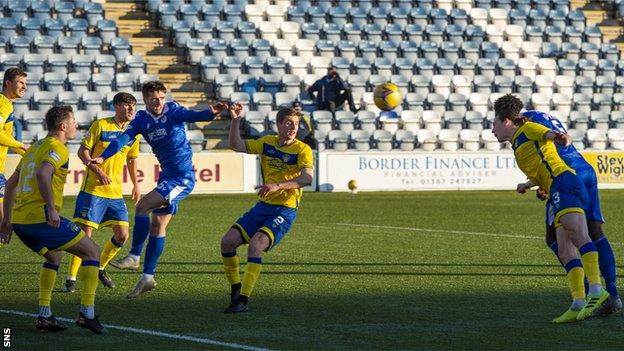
left=73, top=191, right=129, bottom=229
left=546, top=171, right=589, bottom=228
left=153, top=173, right=195, bottom=215
left=13, top=217, right=85, bottom=256
left=0, top=174, right=6, bottom=200
left=233, top=202, right=298, bottom=250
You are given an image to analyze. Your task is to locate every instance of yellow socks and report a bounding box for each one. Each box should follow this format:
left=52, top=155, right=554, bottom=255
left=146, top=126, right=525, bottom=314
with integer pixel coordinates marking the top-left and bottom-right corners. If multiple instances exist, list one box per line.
left=222, top=252, right=241, bottom=285
left=67, top=255, right=82, bottom=280
left=39, top=263, right=59, bottom=315
left=100, top=237, right=124, bottom=269
left=579, top=242, right=601, bottom=287
left=79, top=260, right=99, bottom=307
left=241, top=258, right=262, bottom=298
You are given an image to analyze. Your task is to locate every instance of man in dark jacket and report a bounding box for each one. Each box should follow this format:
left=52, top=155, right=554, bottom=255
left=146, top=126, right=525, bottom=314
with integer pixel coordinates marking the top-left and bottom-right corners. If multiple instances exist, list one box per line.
left=307, top=66, right=357, bottom=113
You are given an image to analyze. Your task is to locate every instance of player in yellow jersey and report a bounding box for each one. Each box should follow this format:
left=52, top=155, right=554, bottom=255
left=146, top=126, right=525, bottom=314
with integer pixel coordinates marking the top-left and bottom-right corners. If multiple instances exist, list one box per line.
left=0, top=68, right=30, bottom=219
left=492, top=94, right=609, bottom=323
left=221, top=106, right=314, bottom=313
left=0, top=106, right=106, bottom=334
left=61, top=92, right=141, bottom=293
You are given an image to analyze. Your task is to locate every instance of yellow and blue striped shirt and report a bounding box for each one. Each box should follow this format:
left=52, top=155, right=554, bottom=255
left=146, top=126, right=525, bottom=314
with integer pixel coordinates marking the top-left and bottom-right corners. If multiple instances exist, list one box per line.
left=13, top=137, right=69, bottom=224
left=81, top=117, right=140, bottom=199
left=246, top=135, right=314, bottom=208
left=512, top=121, right=574, bottom=191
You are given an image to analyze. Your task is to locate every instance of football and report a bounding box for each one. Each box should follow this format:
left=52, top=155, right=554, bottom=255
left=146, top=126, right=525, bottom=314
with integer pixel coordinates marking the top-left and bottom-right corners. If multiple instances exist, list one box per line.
left=373, top=82, right=402, bottom=111
left=348, top=179, right=358, bottom=193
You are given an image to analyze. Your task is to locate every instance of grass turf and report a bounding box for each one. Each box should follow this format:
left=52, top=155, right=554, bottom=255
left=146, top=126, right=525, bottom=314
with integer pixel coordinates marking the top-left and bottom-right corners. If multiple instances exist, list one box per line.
left=1, top=190, right=624, bottom=350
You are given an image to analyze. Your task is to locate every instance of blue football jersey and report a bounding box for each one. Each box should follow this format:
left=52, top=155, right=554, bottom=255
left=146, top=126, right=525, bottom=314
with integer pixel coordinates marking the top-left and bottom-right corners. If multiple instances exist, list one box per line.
left=522, top=110, right=591, bottom=171
left=100, top=101, right=215, bottom=176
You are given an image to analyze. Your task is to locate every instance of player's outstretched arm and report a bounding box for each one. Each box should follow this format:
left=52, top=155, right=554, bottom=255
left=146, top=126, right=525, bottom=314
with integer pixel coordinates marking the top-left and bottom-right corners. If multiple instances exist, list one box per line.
left=0, top=130, right=27, bottom=151
left=0, top=170, right=19, bottom=245
left=516, top=179, right=536, bottom=194
left=93, top=123, right=139, bottom=164
left=36, top=162, right=60, bottom=228
left=255, top=168, right=314, bottom=198
left=228, top=103, right=246, bottom=153
left=174, top=101, right=229, bottom=123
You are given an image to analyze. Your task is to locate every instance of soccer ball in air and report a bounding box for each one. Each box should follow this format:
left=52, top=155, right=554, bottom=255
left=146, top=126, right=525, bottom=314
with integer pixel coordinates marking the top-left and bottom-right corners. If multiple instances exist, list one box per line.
left=373, top=82, right=402, bottom=111
left=348, top=179, right=358, bottom=194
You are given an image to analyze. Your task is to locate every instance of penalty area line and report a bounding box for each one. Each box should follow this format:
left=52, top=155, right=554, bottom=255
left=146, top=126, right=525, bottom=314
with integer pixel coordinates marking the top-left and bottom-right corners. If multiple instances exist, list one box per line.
left=0, top=309, right=272, bottom=351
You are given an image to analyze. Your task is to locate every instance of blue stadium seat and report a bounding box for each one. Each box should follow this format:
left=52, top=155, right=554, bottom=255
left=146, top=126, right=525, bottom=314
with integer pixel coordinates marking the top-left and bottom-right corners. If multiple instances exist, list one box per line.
left=329, top=7, right=348, bottom=27
left=601, top=43, right=620, bottom=62
left=420, top=41, right=439, bottom=61
left=68, top=18, right=89, bottom=39
left=245, top=56, right=265, bottom=77
left=0, top=53, right=21, bottom=71
left=44, top=71, right=67, bottom=92
left=429, top=8, right=448, bottom=27
left=457, top=58, right=477, bottom=78
left=374, top=57, right=392, bottom=77
left=172, top=20, right=192, bottom=48
left=252, top=39, right=271, bottom=62
left=390, top=7, right=409, bottom=28
left=322, top=23, right=341, bottom=43
left=568, top=10, right=586, bottom=31
left=115, top=73, right=135, bottom=92
left=301, top=23, right=320, bottom=42
left=436, top=58, right=456, bottom=76
left=234, top=21, right=255, bottom=42
left=47, top=53, right=70, bottom=75
left=82, top=91, right=104, bottom=117
left=581, top=42, right=600, bottom=62
left=201, top=56, right=220, bottom=82
left=513, top=0, right=532, bottom=12
left=440, top=42, right=459, bottom=63
left=465, top=25, right=485, bottom=45
left=9, top=36, right=30, bottom=56
left=337, top=40, right=356, bottom=62
left=281, top=74, right=300, bottom=97
left=71, top=54, right=94, bottom=75
left=58, top=91, right=79, bottom=112
left=308, top=6, right=326, bottom=28
left=24, top=53, right=45, bottom=76
left=425, top=24, right=444, bottom=45
left=21, top=18, right=42, bottom=40
left=564, top=26, right=583, bottom=46
left=97, top=19, right=118, bottom=45
left=358, top=41, right=378, bottom=62
left=44, top=18, right=65, bottom=39
left=55, top=2, right=75, bottom=23
left=287, top=6, right=306, bottom=25
left=57, top=36, right=80, bottom=55
left=410, top=8, right=428, bottom=27
left=158, top=3, right=178, bottom=29
left=31, top=1, right=52, bottom=21
left=529, top=9, right=547, bottom=30
left=33, top=35, right=54, bottom=56
left=450, top=8, right=469, bottom=27
left=84, top=2, right=104, bottom=26
left=343, top=23, right=362, bottom=43
left=180, top=4, right=200, bottom=24
left=405, top=24, right=424, bottom=44
left=216, top=21, right=235, bottom=42
left=416, top=58, right=435, bottom=79
left=394, top=57, right=415, bottom=77
left=8, top=0, right=29, bottom=22
left=267, top=56, right=286, bottom=76
left=81, top=36, right=102, bottom=57
left=510, top=9, right=528, bottom=27
left=364, top=23, right=382, bottom=43
left=125, top=55, right=146, bottom=80
left=316, top=39, right=335, bottom=58
left=349, top=7, right=368, bottom=28
left=193, top=21, right=214, bottom=42
left=353, top=57, right=372, bottom=81
left=384, top=23, right=404, bottom=43
left=92, top=73, right=114, bottom=95
left=0, top=18, right=18, bottom=39
left=223, top=56, right=243, bottom=77
left=68, top=72, right=90, bottom=96
left=445, top=25, right=464, bottom=47
left=95, top=55, right=117, bottom=76
left=369, top=7, right=389, bottom=27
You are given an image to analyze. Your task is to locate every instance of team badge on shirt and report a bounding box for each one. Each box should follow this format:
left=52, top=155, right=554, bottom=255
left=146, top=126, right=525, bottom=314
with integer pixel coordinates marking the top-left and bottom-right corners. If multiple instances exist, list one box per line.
left=48, top=150, right=61, bottom=161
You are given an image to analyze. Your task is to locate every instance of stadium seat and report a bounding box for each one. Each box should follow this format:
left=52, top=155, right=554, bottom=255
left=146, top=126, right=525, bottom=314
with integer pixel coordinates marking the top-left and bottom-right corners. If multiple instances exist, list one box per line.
left=92, top=73, right=114, bottom=95
left=328, top=129, right=349, bottom=151
left=586, top=128, right=607, bottom=150
left=394, top=129, right=415, bottom=151
left=68, top=73, right=90, bottom=96
left=570, top=110, right=590, bottom=133
left=607, top=128, right=624, bottom=149
left=356, top=110, right=377, bottom=133
left=111, top=37, right=132, bottom=63
left=417, top=129, right=438, bottom=151
left=372, top=130, right=392, bottom=151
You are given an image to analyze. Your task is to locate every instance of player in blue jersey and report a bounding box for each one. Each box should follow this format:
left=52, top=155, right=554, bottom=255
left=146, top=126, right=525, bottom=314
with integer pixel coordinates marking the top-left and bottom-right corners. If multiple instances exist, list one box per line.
left=516, top=110, right=621, bottom=316
left=89, top=81, right=228, bottom=299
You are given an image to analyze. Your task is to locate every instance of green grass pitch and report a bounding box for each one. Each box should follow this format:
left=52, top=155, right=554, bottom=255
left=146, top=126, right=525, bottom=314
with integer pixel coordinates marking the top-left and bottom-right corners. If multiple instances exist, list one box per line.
left=1, top=190, right=624, bottom=350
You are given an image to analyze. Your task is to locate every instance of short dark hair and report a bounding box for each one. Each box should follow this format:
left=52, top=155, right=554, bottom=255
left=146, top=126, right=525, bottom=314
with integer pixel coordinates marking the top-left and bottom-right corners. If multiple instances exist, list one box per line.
left=276, top=107, right=301, bottom=124
left=113, top=92, right=137, bottom=105
left=3, top=67, right=27, bottom=89
left=494, top=94, right=526, bottom=126
left=142, top=81, right=167, bottom=98
left=45, top=106, right=73, bottom=131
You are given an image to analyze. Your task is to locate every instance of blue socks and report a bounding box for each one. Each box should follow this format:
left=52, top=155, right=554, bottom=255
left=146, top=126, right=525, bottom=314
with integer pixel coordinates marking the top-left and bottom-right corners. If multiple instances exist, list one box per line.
left=594, top=236, right=618, bottom=298
left=143, top=235, right=166, bottom=275
left=129, top=215, right=150, bottom=256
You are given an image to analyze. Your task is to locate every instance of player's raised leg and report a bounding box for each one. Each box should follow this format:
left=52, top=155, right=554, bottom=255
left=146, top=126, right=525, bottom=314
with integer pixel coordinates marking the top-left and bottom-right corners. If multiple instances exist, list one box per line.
left=62, top=224, right=94, bottom=293
left=97, top=224, right=129, bottom=288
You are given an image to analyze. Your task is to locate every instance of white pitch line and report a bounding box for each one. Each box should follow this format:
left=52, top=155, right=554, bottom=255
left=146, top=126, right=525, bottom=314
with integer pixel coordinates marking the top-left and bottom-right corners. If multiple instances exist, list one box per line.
left=0, top=309, right=271, bottom=351
left=328, top=223, right=624, bottom=247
